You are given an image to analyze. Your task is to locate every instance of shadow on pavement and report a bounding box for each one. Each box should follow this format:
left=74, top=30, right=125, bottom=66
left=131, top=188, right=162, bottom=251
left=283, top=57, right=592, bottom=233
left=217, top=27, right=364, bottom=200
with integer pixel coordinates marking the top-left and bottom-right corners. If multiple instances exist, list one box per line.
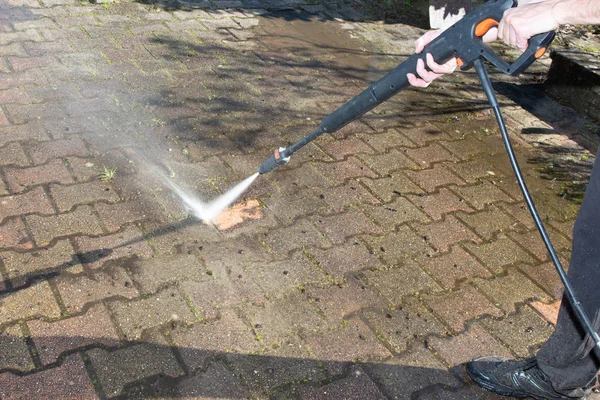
left=0, top=334, right=501, bottom=399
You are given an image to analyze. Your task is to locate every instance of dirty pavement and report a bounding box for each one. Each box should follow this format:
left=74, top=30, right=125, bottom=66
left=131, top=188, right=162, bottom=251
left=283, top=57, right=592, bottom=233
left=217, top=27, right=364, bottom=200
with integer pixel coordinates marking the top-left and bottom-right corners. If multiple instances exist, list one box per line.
left=0, top=0, right=599, bottom=398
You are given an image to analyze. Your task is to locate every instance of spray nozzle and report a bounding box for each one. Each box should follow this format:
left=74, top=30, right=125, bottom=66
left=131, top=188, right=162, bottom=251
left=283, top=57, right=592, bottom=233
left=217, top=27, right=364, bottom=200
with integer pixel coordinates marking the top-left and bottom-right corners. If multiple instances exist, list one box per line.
left=258, top=147, right=291, bottom=174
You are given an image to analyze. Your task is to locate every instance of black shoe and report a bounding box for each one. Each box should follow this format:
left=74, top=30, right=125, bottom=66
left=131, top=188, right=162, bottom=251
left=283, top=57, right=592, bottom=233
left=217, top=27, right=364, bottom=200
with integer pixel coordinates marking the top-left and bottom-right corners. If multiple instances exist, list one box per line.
left=466, top=356, right=585, bottom=400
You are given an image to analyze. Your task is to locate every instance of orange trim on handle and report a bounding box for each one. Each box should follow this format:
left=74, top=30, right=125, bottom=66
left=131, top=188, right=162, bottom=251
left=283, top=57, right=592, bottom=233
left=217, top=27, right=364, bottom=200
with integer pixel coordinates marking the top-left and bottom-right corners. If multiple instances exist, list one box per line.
left=456, top=58, right=464, bottom=67
left=475, top=18, right=499, bottom=37
left=535, top=47, right=547, bottom=58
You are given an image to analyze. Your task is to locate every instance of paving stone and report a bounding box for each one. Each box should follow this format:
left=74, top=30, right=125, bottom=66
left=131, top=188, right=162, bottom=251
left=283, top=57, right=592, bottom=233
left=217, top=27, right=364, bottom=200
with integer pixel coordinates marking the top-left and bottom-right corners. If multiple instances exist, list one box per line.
left=399, top=123, right=451, bottom=147
left=405, top=143, right=456, bottom=168
left=364, top=344, right=461, bottom=400
left=519, top=261, right=564, bottom=300
left=75, top=225, right=154, bottom=270
left=362, top=262, right=442, bottom=305
left=363, top=196, right=430, bottom=232
left=129, top=253, right=205, bottom=295
left=480, top=306, right=554, bottom=357
left=312, top=157, right=378, bottom=185
left=407, top=188, right=474, bottom=220
left=0, top=217, right=34, bottom=249
left=447, top=155, right=510, bottom=184
left=259, top=188, right=332, bottom=224
left=26, top=205, right=103, bottom=246
left=472, top=269, right=549, bottom=313
left=0, top=354, right=98, bottom=400
left=309, top=207, right=383, bottom=245
left=463, top=236, right=538, bottom=274
left=304, top=317, right=392, bottom=373
left=507, top=228, right=571, bottom=263
left=363, top=225, right=435, bottom=264
left=297, top=365, right=387, bottom=400
left=361, top=172, right=424, bottom=202
left=0, top=142, right=29, bottom=166
left=108, top=286, right=196, bottom=341
left=356, top=127, right=417, bottom=152
left=358, top=149, right=419, bottom=175
left=363, top=297, right=447, bottom=353
left=318, top=181, right=381, bottom=212
left=451, top=181, right=515, bottom=210
left=317, top=136, right=375, bottom=160
left=88, top=333, right=183, bottom=397
left=416, top=245, right=492, bottom=290
left=0, top=281, right=61, bottom=324
left=457, top=205, right=523, bottom=241
left=28, top=136, right=89, bottom=165
left=405, top=164, right=465, bottom=193
left=0, top=186, right=53, bottom=224
left=428, top=323, right=512, bottom=367
left=306, top=241, right=383, bottom=282
left=306, top=281, right=385, bottom=327
left=227, top=336, right=328, bottom=399
left=55, top=264, right=139, bottom=314
left=154, top=360, right=250, bottom=399
left=423, top=284, right=504, bottom=333
left=1, top=239, right=81, bottom=287
left=49, top=181, right=120, bottom=212
left=248, top=251, right=330, bottom=299
left=0, top=324, right=35, bottom=372
left=28, top=303, right=120, bottom=365
left=4, top=159, right=73, bottom=193
left=93, top=200, right=148, bottom=232
left=530, top=299, right=561, bottom=325
left=263, top=218, right=330, bottom=257
left=239, top=292, right=326, bottom=346
left=411, top=214, right=479, bottom=253
left=171, top=309, right=260, bottom=371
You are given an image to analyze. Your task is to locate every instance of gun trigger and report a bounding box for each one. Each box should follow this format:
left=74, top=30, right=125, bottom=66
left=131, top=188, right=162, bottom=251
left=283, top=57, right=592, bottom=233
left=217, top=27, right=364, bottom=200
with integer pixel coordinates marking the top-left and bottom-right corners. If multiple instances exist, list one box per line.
left=475, top=18, right=499, bottom=37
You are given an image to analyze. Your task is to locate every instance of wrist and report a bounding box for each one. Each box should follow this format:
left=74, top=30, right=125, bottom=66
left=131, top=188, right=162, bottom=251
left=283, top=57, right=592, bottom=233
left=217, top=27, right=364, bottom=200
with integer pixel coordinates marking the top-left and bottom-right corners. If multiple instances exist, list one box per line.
left=551, top=0, right=568, bottom=25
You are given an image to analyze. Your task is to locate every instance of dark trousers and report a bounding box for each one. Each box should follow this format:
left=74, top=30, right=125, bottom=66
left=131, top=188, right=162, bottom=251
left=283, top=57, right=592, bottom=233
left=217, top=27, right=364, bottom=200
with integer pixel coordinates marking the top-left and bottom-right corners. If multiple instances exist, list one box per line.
left=536, top=149, right=600, bottom=397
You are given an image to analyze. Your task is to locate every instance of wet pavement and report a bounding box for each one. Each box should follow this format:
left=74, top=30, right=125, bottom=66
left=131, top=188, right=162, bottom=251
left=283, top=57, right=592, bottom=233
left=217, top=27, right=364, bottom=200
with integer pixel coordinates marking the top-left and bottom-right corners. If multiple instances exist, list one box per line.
left=0, top=0, right=599, bottom=399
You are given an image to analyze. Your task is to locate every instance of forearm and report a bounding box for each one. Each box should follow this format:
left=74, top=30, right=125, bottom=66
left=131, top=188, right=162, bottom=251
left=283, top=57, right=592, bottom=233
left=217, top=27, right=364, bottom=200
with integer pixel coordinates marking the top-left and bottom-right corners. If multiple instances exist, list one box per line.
left=553, top=0, right=600, bottom=25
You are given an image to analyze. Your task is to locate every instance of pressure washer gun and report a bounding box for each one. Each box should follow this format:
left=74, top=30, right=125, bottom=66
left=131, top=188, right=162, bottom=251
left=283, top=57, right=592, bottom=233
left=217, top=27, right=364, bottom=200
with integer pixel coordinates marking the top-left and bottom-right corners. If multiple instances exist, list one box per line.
left=258, top=0, right=553, bottom=174
left=258, top=0, right=600, bottom=354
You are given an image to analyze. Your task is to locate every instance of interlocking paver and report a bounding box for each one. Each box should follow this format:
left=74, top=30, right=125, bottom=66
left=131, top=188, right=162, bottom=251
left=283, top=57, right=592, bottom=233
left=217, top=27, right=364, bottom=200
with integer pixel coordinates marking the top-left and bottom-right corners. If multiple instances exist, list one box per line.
left=0, top=354, right=98, bottom=400
left=26, top=205, right=104, bottom=246
left=55, top=264, right=139, bottom=314
left=28, top=303, right=120, bottom=365
left=480, top=306, right=555, bottom=357
left=0, top=324, right=35, bottom=372
left=171, top=309, right=260, bottom=371
left=108, top=286, right=196, bottom=341
left=4, top=159, right=73, bottom=193
left=0, top=281, right=61, bottom=325
left=88, top=333, right=183, bottom=397
left=362, top=262, right=442, bottom=304
left=472, top=269, right=550, bottom=313
left=1, top=239, right=81, bottom=287
left=423, top=284, right=504, bottom=333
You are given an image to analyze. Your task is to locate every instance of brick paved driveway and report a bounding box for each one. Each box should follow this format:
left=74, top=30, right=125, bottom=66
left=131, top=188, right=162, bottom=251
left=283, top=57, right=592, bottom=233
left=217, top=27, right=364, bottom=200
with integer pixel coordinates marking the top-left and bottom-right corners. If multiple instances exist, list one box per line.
left=0, top=0, right=598, bottom=398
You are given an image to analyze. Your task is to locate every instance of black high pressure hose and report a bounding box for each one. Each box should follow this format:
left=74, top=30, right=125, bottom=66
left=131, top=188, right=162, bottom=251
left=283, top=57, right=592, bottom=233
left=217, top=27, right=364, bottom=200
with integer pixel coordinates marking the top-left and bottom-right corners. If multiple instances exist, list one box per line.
left=473, top=58, right=600, bottom=354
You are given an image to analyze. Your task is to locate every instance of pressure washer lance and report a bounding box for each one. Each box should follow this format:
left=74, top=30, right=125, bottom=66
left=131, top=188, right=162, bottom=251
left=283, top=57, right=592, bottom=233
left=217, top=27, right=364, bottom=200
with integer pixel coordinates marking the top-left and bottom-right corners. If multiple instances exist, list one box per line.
left=258, top=0, right=600, bottom=352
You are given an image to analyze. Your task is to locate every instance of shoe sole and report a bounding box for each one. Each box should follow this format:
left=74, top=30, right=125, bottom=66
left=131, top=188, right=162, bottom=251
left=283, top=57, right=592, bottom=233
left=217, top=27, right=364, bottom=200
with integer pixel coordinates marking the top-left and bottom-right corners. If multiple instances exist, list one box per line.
left=467, top=368, right=567, bottom=400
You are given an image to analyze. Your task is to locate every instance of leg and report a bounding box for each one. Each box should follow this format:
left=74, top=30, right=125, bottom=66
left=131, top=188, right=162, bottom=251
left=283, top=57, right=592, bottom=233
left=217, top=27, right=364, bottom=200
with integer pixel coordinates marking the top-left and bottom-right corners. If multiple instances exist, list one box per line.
left=536, top=150, right=600, bottom=395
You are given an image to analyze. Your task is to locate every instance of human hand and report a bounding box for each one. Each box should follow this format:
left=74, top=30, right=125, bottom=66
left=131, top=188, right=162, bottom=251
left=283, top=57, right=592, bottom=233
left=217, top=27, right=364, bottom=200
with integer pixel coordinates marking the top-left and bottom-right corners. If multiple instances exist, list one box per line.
left=407, top=29, right=458, bottom=88
left=498, top=1, right=560, bottom=51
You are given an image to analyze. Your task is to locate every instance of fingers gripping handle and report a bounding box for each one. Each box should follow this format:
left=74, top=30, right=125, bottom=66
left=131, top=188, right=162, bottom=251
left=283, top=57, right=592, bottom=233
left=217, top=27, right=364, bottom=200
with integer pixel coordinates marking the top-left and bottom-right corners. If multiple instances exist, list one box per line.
left=471, top=17, right=555, bottom=75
